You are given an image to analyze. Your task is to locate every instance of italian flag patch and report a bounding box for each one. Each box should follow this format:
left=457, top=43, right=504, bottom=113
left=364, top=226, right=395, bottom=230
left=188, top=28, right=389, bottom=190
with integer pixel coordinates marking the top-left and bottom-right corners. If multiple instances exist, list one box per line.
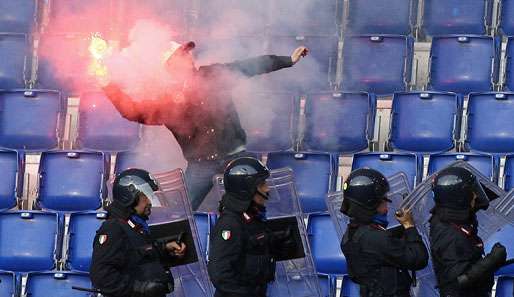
left=221, top=230, right=231, bottom=241
left=98, top=234, right=108, bottom=245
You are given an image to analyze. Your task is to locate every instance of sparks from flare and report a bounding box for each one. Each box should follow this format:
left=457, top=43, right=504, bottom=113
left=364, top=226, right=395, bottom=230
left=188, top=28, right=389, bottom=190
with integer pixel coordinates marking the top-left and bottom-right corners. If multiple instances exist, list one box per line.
left=88, top=33, right=111, bottom=79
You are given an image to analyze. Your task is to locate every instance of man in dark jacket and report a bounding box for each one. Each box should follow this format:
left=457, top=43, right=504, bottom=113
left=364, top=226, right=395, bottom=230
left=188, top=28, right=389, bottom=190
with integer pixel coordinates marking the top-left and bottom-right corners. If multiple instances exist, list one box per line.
left=429, top=166, right=506, bottom=297
left=208, top=157, right=293, bottom=297
left=90, top=168, right=187, bottom=297
left=102, top=42, right=308, bottom=210
left=340, top=168, right=429, bottom=297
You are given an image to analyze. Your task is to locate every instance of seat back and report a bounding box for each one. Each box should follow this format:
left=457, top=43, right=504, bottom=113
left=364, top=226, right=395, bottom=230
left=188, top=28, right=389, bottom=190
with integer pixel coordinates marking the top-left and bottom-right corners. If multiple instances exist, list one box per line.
left=0, top=271, right=16, bottom=297
left=346, top=0, right=416, bottom=35
left=307, top=213, right=346, bottom=275
left=0, top=33, right=27, bottom=89
left=267, top=152, right=337, bottom=213
left=0, top=150, right=23, bottom=210
left=77, top=91, right=141, bottom=151
left=0, top=0, right=37, bottom=33
left=37, top=151, right=108, bottom=211
left=339, top=275, right=360, bottom=297
left=341, top=35, right=414, bottom=95
left=352, top=153, right=421, bottom=189
left=429, top=36, right=499, bottom=94
left=388, top=92, right=463, bottom=153
left=0, top=211, right=59, bottom=272
left=428, top=153, right=497, bottom=181
left=495, top=276, right=514, bottom=297
left=303, top=92, right=376, bottom=153
left=465, top=92, right=514, bottom=154
left=24, top=271, right=93, bottom=297
left=0, top=90, right=65, bottom=150
left=423, top=0, right=492, bottom=35
left=66, top=212, right=107, bottom=272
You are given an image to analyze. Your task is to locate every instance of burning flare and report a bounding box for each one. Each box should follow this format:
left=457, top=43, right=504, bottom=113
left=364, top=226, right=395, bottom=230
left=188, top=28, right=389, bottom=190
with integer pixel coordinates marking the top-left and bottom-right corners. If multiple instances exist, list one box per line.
left=88, top=33, right=111, bottom=80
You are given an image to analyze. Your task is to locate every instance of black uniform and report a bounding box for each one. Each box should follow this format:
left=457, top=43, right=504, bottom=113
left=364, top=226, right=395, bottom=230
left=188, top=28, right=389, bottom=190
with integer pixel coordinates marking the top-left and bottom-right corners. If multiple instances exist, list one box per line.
left=208, top=193, right=283, bottom=297
left=90, top=202, right=178, bottom=297
left=430, top=210, right=493, bottom=297
left=341, top=222, right=429, bottom=297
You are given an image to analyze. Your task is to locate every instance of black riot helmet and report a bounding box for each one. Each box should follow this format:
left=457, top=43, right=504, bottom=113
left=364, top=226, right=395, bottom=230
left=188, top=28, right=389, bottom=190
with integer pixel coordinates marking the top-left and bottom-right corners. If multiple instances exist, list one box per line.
left=341, top=168, right=391, bottom=213
left=432, top=166, right=489, bottom=210
left=113, top=168, right=160, bottom=207
left=224, top=157, right=270, bottom=200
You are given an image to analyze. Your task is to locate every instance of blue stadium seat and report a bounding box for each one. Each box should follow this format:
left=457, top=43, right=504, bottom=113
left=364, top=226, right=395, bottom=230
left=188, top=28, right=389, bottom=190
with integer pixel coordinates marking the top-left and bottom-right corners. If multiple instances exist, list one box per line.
left=484, top=224, right=514, bottom=276
left=193, top=213, right=210, bottom=257
left=270, top=0, right=342, bottom=36
left=303, top=92, right=376, bottom=153
left=0, top=211, right=59, bottom=272
left=307, top=213, right=346, bottom=275
left=243, top=92, right=298, bottom=152
left=341, top=35, right=414, bottom=96
left=503, top=37, right=514, bottom=91
left=66, top=212, right=107, bottom=272
left=428, top=153, right=497, bottom=182
left=318, top=274, right=336, bottom=297
left=500, top=0, right=514, bottom=36
left=428, top=35, right=500, bottom=94
left=37, top=151, right=108, bottom=211
left=495, top=276, right=514, bottom=297
left=423, top=0, right=493, bottom=35
left=268, top=36, right=339, bottom=91
left=0, top=90, right=65, bottom=150
left=346, top=0, right=417, bottom=35
left=77, top=91, right=141, bottom=151
left=37, top=34, right=93, bottom=95
left=465, top=92, right=514, bottom=154
left=0, top=33, right=27, bottom=89
left=388, top=92, right=463, bottom=153
left=0, top=271, right=16, bottom=297
left=352, top=153, right=421, bottom=189
left=339, top=275, right=360, bottom=297
left=266, top=152, right=338, bottom=213
left=0, top=0, right=36, bottom=33
left=47, top=0, right=113, bottom=34
left=0, top=150, right=24, bottom=210
left=24, top=271, right=93, bottom=297
left=502, top=155, right=514, bottom=191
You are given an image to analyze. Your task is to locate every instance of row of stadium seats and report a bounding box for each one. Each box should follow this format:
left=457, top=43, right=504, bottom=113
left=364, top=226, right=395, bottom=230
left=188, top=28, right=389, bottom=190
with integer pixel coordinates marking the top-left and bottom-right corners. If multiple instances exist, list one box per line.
left=1, top=149, right=511, bottom=214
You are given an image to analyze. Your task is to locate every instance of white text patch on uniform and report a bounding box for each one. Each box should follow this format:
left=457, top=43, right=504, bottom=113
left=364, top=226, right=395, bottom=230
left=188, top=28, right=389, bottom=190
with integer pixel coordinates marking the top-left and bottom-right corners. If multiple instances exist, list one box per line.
left=222, top=230, right=231, bottom=241
left=99, top=234, right=108, bottom=245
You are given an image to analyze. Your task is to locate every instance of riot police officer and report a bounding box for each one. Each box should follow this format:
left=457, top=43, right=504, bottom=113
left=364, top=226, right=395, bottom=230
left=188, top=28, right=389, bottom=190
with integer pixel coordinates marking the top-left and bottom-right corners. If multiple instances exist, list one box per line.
left=430, top=166, right=507, bottom=297
left=208, top=157, right=293, bottom=297
left=340, top=168, right=429, bottom=297
left=90, top=168, right=187, bottom=297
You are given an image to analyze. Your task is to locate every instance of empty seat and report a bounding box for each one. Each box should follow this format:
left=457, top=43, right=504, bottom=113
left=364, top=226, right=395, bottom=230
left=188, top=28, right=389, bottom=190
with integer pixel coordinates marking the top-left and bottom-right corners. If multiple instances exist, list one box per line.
left=266, top=152, right=337, bottom=213
left=308, top=213, right=346, bottom=275
left=0, top=0, right=36, bottom=33
left=502, top=155, right=514, bottom=191
left=270, top=0, right=342, bottom=36
left=352, top=153, right=421, bottom=189
left=77, top=91, right=141, bottom=151
left=339, top=275, right=360, bottom=297
left=0, top=271, right=16, bottom=297
left=428, top=153, right=497, bottom=182
left=428, top=35, right=499, bottom=94
left=66, top=212, right=107, bottom=272
left=388, top=92, right=463, bottom=153
left=303, top=92, right=376, bottom=153
left=47, top=0, right=114, bottom=34
left=24, top=271, right=93, bottom=297
left=0, top=211, right=59, bottom=272
left=37, top=33, right=94, bottom=95
left=495, top=276, right=514, bottom=297
left=423, top=0, right=493, bottom=35
left=341, top=35, right=414, bottom=95
left=240, top=92, right=298, bottom=152
left=193, top=212, right=211, bottom=257
left=0, top=33, right=27, bottom=89
left=500, top=0, right=514, bottom=36
left=37, top=151, right=108, bottom=211
left=503, top=37, right=514, bottom=91
left=0, top=150, right=23, bottom=210
left=465, top=92, right=514, bottom=154
left=268, top=36, right=339, bottom=91
left=346, top=0, right=417, bottom=35
left=0, top=90, right=65, bottom=150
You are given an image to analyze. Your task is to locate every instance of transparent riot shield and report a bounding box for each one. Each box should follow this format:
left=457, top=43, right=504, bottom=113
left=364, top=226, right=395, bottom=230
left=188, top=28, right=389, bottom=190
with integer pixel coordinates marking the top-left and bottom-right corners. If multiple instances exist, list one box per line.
left=211, top=168, right=323, bottom=297
left=149, top=169, right=214, bottom=297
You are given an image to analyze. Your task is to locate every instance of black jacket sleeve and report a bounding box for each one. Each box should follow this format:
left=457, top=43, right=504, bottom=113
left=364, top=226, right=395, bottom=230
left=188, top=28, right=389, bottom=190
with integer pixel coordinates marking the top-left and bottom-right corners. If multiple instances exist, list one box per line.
left=369, top=227, right=429, bottom=271
left=200, top=55, right=294, bottom=79
left=90, top=221, right=133, bottom=297
left=207, top=215, right=252, bottom=295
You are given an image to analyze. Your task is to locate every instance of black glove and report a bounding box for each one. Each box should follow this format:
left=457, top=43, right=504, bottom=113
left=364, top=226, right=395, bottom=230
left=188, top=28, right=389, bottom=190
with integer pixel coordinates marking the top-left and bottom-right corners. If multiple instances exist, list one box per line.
left=457, top=242, right=507, bottom=287
left=272, top=227, right=296, bottom=256
left=132, top=280, right=170, bottom=297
